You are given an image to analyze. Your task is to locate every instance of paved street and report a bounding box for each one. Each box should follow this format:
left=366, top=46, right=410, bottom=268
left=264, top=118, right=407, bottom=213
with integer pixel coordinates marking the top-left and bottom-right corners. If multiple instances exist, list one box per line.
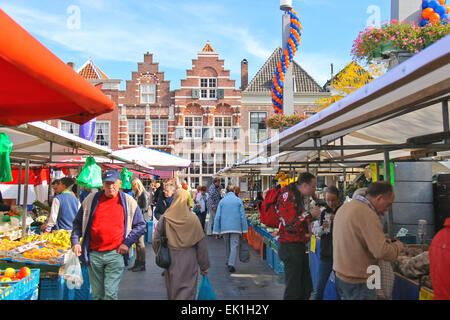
left=118, top=236, right=285, bottom=300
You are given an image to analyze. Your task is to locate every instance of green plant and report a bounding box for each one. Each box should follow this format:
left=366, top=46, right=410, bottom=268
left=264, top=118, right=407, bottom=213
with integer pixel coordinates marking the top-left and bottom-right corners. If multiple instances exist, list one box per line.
left=352, top=20, right=450, bottom=63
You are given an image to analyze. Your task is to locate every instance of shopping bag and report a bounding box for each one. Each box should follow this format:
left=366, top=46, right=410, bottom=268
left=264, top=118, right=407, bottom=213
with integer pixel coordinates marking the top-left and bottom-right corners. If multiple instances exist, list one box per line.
left=76, top=156, right=103, bottom=189
left=0, top=133, right=13, bottom=183
left=64, top=251, right=84, bottom=290
left=239, top=236, right=250, bottom=263
left=197, top=275, right=217, bottom=300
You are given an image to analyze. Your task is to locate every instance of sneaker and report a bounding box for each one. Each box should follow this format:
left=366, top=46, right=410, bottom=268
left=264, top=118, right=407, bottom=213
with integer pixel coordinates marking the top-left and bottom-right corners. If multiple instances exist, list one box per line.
left=131, top=265, right=146, bottom=272
left=227, top=266, right=236, bottom=273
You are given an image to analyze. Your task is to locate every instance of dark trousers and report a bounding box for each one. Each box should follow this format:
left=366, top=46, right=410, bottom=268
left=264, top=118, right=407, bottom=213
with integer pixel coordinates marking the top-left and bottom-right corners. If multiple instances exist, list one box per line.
left=197, top=211, right=207, bottom=231
left=278, top=242, right=313, bottom=300
left=313, top=259, right=333, bottom=300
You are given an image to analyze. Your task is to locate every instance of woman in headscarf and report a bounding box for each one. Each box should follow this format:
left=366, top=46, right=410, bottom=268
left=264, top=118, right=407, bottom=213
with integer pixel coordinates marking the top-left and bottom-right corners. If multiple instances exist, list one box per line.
left=153, top=189, right=210, bottom=300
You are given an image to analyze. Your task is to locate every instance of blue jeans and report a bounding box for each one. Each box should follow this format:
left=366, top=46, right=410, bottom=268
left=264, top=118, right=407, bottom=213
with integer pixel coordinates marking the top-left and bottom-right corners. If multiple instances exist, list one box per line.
left=335, top=276, right=377, bottom=300
left=313, top=260, right=333, bottom=300
left=223, top=233, right=240, bottom=267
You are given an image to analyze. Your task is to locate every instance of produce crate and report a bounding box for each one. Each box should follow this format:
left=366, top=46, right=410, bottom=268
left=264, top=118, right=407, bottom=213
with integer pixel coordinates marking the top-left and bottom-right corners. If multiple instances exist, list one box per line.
left=39, top=274, right=69, bottom=300
left=0, top=268, right=40, bottom=300
left=265, top=245, right=274, bottom=269
left=272, top=250, right=284, bottom=274
left=22, top=288, right=39, bottom=300
left=67, top=265, right=92, bottom=300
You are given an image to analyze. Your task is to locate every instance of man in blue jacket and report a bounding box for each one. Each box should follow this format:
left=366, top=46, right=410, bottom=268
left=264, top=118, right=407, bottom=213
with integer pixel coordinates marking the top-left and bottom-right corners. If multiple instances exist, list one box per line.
left=213, top=185, right=248, bottom=273
left=71, top=170, right=146, bottom=300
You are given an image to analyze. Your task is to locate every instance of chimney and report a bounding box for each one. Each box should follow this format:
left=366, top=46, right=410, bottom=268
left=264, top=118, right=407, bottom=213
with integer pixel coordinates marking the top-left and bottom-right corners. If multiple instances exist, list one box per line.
left=241, top=59, right=248, bottom=90
left=67, top=62, right=75, bottom=69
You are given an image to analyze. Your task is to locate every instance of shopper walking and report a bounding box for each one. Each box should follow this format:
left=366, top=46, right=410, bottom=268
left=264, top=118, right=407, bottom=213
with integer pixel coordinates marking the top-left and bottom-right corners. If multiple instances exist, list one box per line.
left=312, top=186, right=341, bottom=300
left=276, top=172, right=321, bottom=300
left=42, top=177, right=80, bottom=232
left=130, top=178, right=150, bottom=272
left=153, top=189, right=210, bottom=300
left=154, top=184, right=176, bottom=221
left=206, top=178, right=222, bottom=237
left=195, top=186, right=208, bottom=230
left=213, top=185, right=248, bottom=273
left=333, top=182, right=405, bottom=300
left=71, top=170, right=146, bottom=300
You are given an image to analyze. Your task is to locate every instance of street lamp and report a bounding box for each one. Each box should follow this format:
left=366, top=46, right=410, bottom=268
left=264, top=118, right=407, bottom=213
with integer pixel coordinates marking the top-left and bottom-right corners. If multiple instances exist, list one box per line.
left=280, top=0, right=292, bottom=11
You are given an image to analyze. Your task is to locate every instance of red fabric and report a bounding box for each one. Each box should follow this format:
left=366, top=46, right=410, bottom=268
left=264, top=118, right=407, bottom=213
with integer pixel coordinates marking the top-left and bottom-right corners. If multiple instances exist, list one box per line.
left=429, top=218, right=450, bottom=300
left=275, top=185, right=312, bottom=244
left=0, top=10, right=115, bottom=126
left=259, top=187, right=281, bottom=228
left=1, top=168, right=36, bottom=185
left=89, top=193, right=125, bottom=251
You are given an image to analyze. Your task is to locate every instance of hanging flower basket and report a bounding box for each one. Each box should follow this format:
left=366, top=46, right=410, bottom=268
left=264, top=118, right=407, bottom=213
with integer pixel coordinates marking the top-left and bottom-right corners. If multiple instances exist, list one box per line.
left=265, top=113, right=309, bottom=130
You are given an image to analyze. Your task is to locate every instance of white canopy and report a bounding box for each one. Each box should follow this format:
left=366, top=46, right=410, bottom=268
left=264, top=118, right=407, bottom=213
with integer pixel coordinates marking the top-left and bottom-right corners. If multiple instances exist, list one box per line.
left=112, top=146, right=191, bottom=172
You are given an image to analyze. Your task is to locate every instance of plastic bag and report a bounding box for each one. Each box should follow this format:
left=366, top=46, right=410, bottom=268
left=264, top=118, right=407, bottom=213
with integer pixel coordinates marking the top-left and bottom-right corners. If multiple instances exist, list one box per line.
left=0, top=133, right=13, bottom=183
left=239, top=236, right=250, bottom=263
left=120, top=168, right=133, bottom=189
left=64, top=251, right=84, bottom=289
left=76, top=156, right=103, bottom=189
left=197, top=275, right=216, bottom=300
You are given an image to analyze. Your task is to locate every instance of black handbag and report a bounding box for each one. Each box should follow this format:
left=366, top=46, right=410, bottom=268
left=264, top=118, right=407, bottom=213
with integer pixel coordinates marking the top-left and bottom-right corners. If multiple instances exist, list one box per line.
left=154, top=217, right=171, bottom=269
left=239, top=217, right=250, bottom=263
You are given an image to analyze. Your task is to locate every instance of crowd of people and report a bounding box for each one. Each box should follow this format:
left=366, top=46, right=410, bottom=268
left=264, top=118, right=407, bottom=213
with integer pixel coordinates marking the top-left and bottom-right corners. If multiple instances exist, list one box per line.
left=2, top=169, right=448, bottom=301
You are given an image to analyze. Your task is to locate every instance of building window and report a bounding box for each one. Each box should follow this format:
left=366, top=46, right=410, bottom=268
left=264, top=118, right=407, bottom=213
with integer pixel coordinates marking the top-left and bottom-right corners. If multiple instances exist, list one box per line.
left=185, top=116, right=202, bottom=139
left=128, top=119, right=145, bottom=146
left=214, top=116, right=232, bottom=139
left=140, top=84, right=156, bottom=104
left=250, top=112, right=268, bottom=144
left=215, top=154, right=226, bottom=172
left=190, top=177, right=200, bottom=190
left=60, top=121, right=80, bottom=136
left=202, top=153, right=215, bottom=174
left=151, top=119, right=168, bottom=146
left=190, top=153, right=201, bottom=175
left=95, top=120, right=110, bottom=147
left=200, top=78, right=217, bottom=100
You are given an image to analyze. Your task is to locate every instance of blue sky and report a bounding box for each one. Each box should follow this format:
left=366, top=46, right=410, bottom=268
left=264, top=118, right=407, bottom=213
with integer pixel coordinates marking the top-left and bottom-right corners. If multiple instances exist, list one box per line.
left=0, top=0, right=391, bottom=90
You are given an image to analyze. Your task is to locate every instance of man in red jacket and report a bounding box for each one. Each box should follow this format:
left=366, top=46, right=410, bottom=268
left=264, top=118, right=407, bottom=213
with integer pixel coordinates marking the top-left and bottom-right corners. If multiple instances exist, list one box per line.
left=276, top=172, right=321, bottom=300
left=429, top=217, right=450, bottom=300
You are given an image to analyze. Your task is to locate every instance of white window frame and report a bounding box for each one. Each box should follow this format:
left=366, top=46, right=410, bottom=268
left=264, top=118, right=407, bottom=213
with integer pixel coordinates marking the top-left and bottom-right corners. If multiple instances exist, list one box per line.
left=214, top=116, right=232, bottom=140
left=95, top=120, right=110, bottom=147
left=140, top=83, right=156, bottom=104
left=184, top=116, right=202, bottom=139
left=128, top=119, right=145, bottom=146
left=249, top=111, right=268, bottom=145
left=199, top=77, right=217, bottom=100
left=151, top=119, right=168, bottom=146
left=60, top=120, right=80, bottom=136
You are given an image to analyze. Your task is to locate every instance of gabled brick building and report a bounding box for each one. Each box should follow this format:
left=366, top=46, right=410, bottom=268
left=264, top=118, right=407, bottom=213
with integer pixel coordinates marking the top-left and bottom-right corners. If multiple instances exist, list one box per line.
left=173, top=43, right=242, bottom=188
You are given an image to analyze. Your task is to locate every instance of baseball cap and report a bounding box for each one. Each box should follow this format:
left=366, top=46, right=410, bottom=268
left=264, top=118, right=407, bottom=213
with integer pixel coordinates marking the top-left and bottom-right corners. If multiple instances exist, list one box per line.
left=102, top=170, right=121, bottom=183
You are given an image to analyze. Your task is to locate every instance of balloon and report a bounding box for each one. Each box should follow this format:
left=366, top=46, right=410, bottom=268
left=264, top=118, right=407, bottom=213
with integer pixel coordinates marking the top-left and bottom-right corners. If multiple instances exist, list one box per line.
left=442, top=14, right=450, bottom=23
left=435, top=4, right=447, bottom=15
left=420, top=18, right=430, bottom=26
left=429, top=0, right=440, bottom=10
left=423, top=7, right=435, bottom=18
left=438, top=0, right=446, bottom=4
left=445, top=4, right=450, bottom=14
left=429, top=12, right=441, bottom=21
left=422, top=0, right=431, bottom=9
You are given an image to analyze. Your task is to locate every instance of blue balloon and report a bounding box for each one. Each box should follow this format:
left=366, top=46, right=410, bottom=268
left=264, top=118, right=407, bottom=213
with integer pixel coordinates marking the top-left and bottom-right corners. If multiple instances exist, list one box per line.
left=422, top=0, right=431, bottom=9
left=420, top=18, right=430, bottom=27
left=429, top=0, right=439, bottom=10
left=436, top=4, right=447, bottom=15
left=442, top=14, right=450, bottom=23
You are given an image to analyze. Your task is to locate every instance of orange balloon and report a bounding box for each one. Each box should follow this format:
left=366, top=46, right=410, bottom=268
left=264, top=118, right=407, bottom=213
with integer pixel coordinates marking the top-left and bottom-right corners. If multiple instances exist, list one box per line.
left=422, top=7, right=434, bottom=19
left=446, top=4, right=450, bottom=14
left=438, top=0, right=445, bottom=5
left=429, top=12, right=441, bottom=21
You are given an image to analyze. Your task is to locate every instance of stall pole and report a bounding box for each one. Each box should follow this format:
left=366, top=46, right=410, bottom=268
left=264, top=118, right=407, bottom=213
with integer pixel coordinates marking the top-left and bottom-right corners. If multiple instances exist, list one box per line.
left=341, top=137, right=347, bottom=195
left=442, top=100, right=449, bottom=144
left=384, top=151, right=394, bottom=238
left=16, top=162, right=22, bottom=206
left=21, top=158, right=30, bottom=237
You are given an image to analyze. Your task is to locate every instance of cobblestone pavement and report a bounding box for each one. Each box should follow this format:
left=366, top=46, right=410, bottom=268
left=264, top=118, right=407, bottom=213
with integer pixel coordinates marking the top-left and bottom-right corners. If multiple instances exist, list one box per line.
left=118, top=235, right=285, bottom=300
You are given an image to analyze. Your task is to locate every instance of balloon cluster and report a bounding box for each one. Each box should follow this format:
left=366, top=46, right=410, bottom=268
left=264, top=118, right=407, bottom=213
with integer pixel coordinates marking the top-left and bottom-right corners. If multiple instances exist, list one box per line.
left=271, top=9, right=302, bottom=114
left=421, top=0, right=450, bottom=27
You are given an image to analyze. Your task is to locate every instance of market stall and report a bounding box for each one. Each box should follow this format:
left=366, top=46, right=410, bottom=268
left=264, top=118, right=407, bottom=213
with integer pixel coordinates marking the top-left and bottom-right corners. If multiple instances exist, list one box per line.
left=217, top=35, right=450, bottom=299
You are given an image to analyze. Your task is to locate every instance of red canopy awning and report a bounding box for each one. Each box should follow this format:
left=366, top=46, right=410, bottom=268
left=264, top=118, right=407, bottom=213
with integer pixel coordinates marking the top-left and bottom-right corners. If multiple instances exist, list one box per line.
left=0, top=9, right=115, bottom=126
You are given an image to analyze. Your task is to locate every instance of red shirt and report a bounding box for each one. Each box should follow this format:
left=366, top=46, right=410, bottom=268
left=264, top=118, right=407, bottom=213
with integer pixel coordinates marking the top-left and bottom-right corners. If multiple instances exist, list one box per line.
left=90, top=193, right=125, bottom=251
left=430, top=218, right=450, bottom=300
left=276, top=185, right=312, bottom=244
